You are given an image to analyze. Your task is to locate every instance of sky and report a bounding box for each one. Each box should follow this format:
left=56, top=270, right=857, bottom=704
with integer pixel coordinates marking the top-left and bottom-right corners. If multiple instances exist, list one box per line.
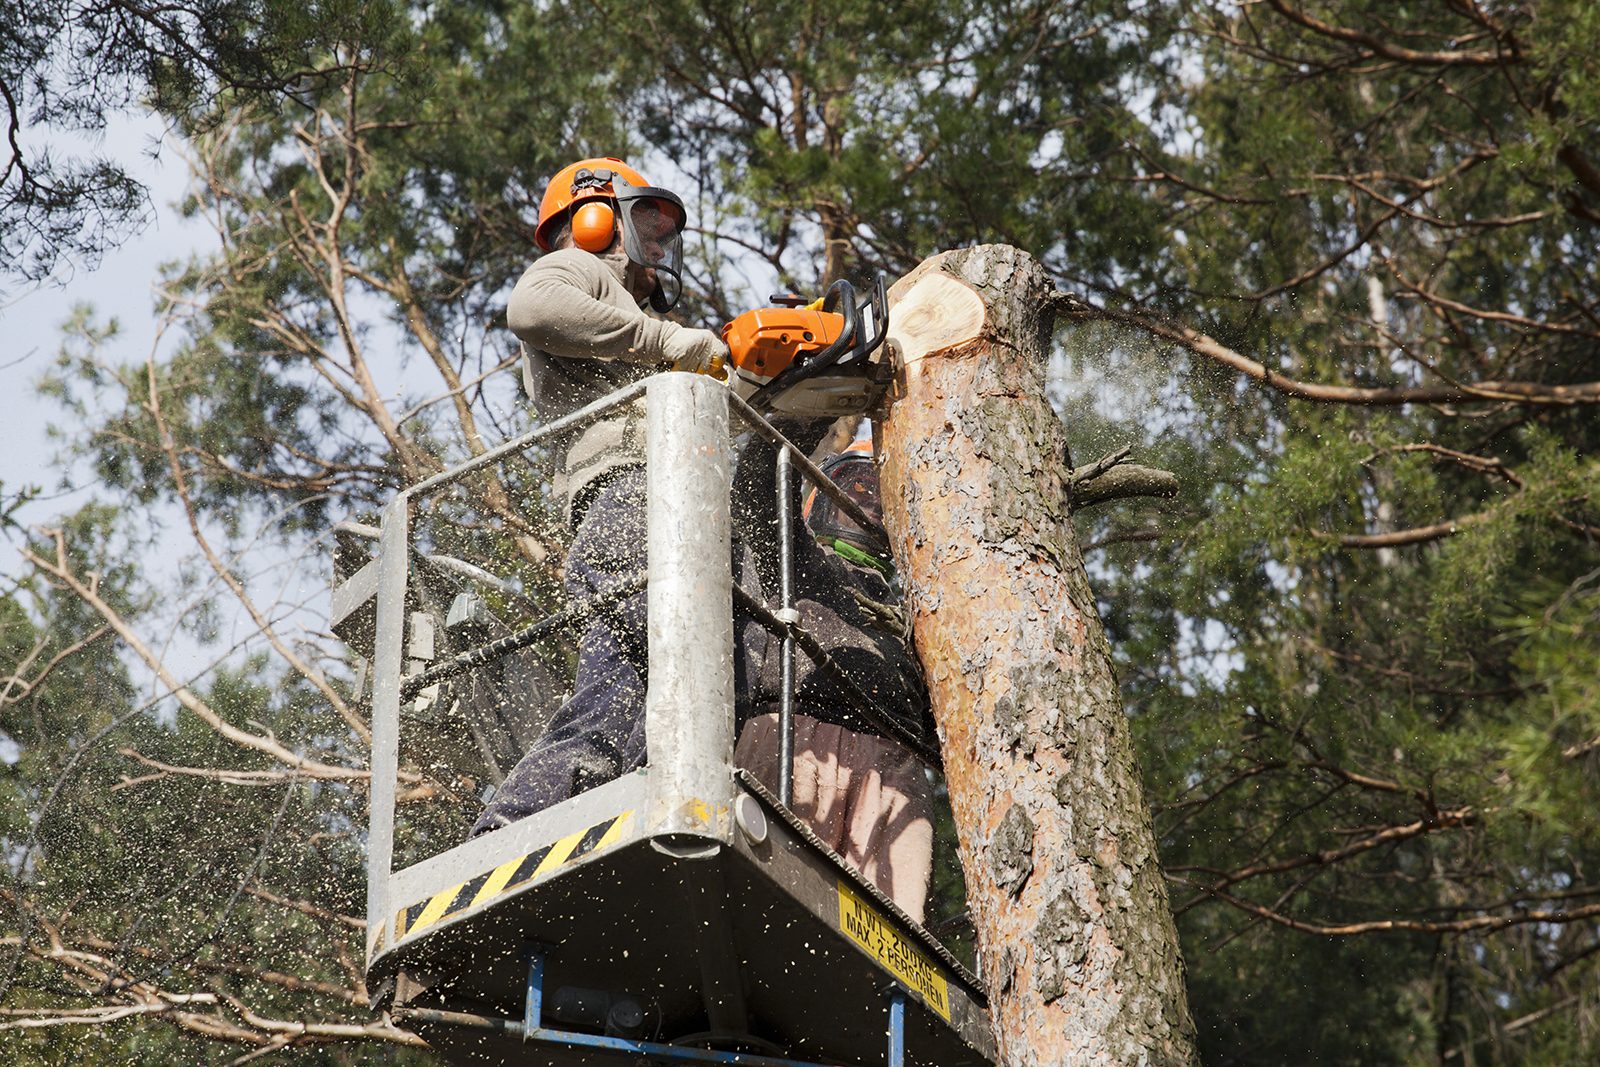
left=1, top=114, right=208, bottom=576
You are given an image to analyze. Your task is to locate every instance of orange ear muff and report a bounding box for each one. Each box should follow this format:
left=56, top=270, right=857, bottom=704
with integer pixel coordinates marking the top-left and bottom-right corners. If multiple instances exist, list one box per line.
left=571, top=201, right=616, bottom=252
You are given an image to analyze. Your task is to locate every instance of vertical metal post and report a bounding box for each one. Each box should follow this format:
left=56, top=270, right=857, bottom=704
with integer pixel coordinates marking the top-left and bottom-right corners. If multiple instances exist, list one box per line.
left=645, top=373, right=736, bottom=839
left=775, top=445, right=797, bottom=807
left=886, top=988, right=906, bottom=1067
left=523, top=946, right=545, bottom=1039
left=366, top=495, right=409, bottom=964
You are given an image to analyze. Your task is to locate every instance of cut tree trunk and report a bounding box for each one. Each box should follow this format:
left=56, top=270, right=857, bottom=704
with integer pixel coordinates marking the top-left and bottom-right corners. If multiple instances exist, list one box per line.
left=876, top=245, right=1197, bottom=1066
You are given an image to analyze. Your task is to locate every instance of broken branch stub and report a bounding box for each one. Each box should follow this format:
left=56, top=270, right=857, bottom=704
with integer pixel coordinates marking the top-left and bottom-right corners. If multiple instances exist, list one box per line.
left=1070, top=463, right=1180, bottom=509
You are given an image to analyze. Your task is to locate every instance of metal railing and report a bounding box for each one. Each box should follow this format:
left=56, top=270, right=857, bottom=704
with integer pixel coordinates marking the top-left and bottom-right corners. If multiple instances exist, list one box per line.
left=359, top=372, right=933, bottom=952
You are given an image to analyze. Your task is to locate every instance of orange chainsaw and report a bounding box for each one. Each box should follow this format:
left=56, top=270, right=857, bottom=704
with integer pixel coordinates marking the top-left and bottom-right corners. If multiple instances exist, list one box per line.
left=720, top=276, right=892, bottom=417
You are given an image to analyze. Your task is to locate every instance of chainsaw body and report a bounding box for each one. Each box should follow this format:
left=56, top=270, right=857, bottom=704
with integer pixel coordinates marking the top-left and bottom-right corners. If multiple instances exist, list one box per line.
left=721, top=277, right=891, bottom=417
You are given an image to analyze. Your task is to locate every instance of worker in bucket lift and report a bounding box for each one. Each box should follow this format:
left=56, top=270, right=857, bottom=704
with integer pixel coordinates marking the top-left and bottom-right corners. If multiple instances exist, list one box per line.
left=733, top=437, right=934, bottom=920
left=473, top=156, right=934, bottom=921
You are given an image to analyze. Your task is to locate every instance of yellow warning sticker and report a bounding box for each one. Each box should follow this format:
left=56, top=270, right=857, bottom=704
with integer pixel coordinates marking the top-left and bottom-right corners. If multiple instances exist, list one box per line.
left=837, top=880, right=951, bottom=1021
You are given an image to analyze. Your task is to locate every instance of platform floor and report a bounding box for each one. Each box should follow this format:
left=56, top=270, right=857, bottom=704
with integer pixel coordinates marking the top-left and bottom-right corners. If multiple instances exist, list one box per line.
left=377, top=779, right=993, bottom=1067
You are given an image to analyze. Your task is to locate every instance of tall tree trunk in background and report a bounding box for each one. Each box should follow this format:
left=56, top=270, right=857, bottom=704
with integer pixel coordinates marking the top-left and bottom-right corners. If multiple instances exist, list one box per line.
left=877, top=245, right=1197, bottom=1065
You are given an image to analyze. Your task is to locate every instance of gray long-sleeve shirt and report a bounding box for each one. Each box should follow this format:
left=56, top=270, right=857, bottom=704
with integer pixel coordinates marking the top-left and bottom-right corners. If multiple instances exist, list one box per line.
left=509, top=249, right=933, bottom=751
left=508, top=247, right=699, bottom=523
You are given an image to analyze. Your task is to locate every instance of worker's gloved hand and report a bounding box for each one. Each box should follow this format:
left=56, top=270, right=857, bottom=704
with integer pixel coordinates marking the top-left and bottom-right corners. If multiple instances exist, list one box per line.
left=663, top=327, right=729, bottom=380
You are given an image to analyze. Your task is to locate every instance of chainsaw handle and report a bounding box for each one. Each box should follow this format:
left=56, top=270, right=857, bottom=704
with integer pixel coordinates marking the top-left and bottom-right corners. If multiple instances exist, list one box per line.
left=819, top=275, right=887, bottom=360
left=819, top=277, right=851, bottom=313
left=819, top=278, right=861, bottom=358
left=861, top=274, right=888, bottom=357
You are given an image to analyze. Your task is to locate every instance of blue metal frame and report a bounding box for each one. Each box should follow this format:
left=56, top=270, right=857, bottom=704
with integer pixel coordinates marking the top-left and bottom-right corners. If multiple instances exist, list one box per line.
left=887, top=988, right=906, bottom=1067
left=489, top=947, right=911, bottom=1067
left=523, top=946, right=546, bottom=1037
left=518, top=1027, right=847, bottom=1066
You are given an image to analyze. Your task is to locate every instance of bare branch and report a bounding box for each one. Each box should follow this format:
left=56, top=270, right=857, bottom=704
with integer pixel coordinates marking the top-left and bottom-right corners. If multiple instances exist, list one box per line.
left=1172, top=808, right=1475, bottom=916
left=243, top=887, right=365, bottom=930
left=1179, top=880, right=1600, bottom=937
left=0, top=626, right=111, bottom=708
left=1362, top=443, right=1524, bottom=487
left=1068, top=445, right=1131, bottom=485
left=144, top=353, right=371, bottom=743
left=22, top=530, right=386, bottom=785
left=1080, top=527, right=1167, bottom=552
left=1264, top=0, right=1517, bottom=67
left=1055, top=296, right=1600, bottom=407
left=1322, top=516, right=1483, bottom=549
left=1, top=896, right=421, bottom=1049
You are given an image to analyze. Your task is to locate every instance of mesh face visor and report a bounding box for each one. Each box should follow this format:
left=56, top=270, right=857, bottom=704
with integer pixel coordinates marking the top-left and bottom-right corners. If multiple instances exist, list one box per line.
left=615, top=187, right=686, bottom=312
left=805, top=456, right=889, bottom=570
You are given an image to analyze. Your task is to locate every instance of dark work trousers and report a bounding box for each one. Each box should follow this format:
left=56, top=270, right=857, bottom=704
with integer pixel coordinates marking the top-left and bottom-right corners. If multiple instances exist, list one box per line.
left=471, top=469, right=651, bottom=836
left=470, top=428, right=930, bottom=838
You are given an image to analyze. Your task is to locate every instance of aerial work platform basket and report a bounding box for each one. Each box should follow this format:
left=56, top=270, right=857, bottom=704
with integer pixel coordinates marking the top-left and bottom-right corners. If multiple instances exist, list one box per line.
left=336, top=373, right=994, bottom=1066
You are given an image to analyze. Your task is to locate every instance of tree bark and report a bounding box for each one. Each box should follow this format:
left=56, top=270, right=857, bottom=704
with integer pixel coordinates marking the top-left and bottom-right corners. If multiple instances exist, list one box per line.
left=876, top=246, right=1197, bottom=1066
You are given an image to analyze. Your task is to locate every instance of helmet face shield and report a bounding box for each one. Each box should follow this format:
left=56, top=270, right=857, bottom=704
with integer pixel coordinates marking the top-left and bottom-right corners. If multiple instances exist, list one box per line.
left=615, top=187, right=686, bottom=312
left=805, top=455, right=885, bottom=559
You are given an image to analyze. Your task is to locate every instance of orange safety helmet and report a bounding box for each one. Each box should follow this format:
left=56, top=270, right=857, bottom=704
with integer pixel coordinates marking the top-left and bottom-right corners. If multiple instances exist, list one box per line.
left=535, top=156, right=688, bottom=312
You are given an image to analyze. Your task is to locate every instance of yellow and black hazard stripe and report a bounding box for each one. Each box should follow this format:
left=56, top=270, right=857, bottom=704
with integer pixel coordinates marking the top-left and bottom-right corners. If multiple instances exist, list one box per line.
left=394, top=810, right=634, bottom=943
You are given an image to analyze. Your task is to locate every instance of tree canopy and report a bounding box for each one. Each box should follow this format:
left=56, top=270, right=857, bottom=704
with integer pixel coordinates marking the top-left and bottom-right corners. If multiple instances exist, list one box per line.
left=3, top=0, right=1597, bottom=1062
